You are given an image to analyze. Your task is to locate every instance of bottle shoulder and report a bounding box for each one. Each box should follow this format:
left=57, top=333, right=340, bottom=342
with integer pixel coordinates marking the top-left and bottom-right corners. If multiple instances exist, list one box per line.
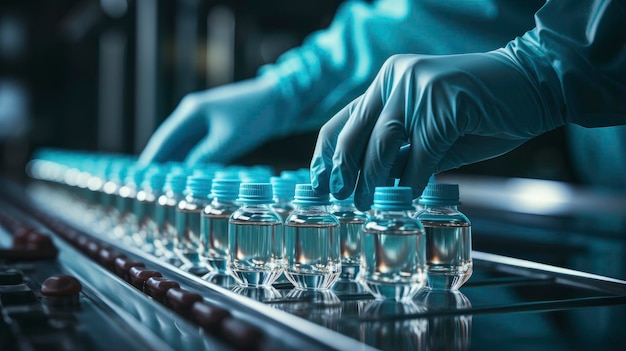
left=177, top=197, right=209, bottom=211
left=158, top=194, right=179, bottom=207
left=364, top=214, right=424, bottom=234
left=230, top=205, right=283, bottom=224
left=203, top=201, right=239, bottom=216
left=136, top=190, right=158, bottom=203
left=285, top=210, right=340, bottom=226
left=414, top=207, right=471, bottom=225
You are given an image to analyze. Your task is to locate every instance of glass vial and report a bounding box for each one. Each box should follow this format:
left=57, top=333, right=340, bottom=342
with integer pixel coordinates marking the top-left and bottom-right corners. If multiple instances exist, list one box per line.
left=415, top=182, right=472, bottom=290
left=154, top=171, right=188, bottom=265
left=361, top=186, right=426, bottom=301
left=284, top=184, right=341, bottom=290
left=114, top=167, right=147, bottom=243
left=134, top=168, right=166, bottom=253
left=228, top=183, right=284, bottom=286
left=94, top=160, right=125, bottom=234
left=330, top=194, right=368, bottom=281
left=269, top=176, right=296, bottom=222
left=200, top=178, right=241, bottom=273
left=174, top=174, right=212, bottom=274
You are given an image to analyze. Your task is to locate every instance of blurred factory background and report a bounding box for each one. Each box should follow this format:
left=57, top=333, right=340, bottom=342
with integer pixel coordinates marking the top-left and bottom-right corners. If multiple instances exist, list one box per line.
left=0, top=0, right=342, bottom=177
left=0, top=0, right=577, bottom=183
left=2, top=0, right=624, bottom=274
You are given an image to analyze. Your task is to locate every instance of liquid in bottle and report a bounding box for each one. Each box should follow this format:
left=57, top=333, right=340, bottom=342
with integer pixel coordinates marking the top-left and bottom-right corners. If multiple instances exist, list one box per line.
left=415, top=181, right=472, bottom=290
left=284, top=184, right=340, bottom=290
left=228, top=183, right=284, bottom=286
left=361, top=186, right=426, bottom=301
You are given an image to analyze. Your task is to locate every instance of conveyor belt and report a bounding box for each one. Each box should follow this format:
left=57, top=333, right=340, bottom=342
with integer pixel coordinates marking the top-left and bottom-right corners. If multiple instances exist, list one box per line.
left=2, top=179, right=626, bottom=350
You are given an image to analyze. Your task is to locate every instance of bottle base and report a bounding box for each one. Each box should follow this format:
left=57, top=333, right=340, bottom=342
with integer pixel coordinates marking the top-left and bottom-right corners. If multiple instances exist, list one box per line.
left=331, top=279, right=366, bottom=294
left=426, top=267, right=473, bottom=291
left=286, top=272, right=340, bottom=290
left=230, top=269, right=282, bottom=287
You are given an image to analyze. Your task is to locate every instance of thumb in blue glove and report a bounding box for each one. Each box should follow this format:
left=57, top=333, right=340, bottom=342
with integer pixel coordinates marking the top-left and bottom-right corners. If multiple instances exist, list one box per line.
left=310, top=52, right=564, bottom=210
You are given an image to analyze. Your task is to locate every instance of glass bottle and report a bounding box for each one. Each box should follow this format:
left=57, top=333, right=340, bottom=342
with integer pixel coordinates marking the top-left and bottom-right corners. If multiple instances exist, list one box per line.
left=329, top=194, right=368, bottom=281
left=415, top=182, right=472, bottom=290
left=84, top=158, right=108, bottom=227
left=200, top=178, right=241, bottom=273
left=361, top=186, right=426, bottom=301
left=98, top=159, right=133, bottom=235
left=269, top=176, right=296, bottom=222
left=113, top=166, right=147, bottom=243
left=134, top=168, right=166, bottom=253
left=228, top=183, right=284, bottom=287
left=174, top=174, right=212, bottom=274
left=154, top=170, right=188, bottom=265
left=284, top=184, right=340, bottom=290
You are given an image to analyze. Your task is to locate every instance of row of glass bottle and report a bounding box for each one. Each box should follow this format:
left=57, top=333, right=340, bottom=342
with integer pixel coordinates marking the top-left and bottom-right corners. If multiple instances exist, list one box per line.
left=26, top=149, right=472, bottom=302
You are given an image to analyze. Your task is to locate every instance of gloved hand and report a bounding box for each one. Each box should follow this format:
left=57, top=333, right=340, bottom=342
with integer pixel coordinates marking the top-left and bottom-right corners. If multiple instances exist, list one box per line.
left=139, top=77, right=296, bottom=165
left=311, top=51, right=565, bottom=210
left=139, top=0, right=543, bottom=167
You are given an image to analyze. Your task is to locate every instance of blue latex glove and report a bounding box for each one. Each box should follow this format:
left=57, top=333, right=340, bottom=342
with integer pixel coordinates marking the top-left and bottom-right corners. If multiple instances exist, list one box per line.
left=139, top=77, right=297, bottom=165
left=311, top=0, right=626, bottom=210
left=140, top=0, right=542, bottom=166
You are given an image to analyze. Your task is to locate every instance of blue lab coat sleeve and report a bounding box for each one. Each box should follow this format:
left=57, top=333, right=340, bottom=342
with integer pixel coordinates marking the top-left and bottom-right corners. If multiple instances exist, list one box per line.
left=507, top=0, right=626, bottom=127
left=257, top=0, right=543, bottom=135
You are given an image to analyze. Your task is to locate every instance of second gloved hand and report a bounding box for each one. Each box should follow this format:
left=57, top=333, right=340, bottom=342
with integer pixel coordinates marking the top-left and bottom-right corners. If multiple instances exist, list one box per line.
left=310, top=52, right=565, bottom=210
left=139, top=77, right=295, bottom=165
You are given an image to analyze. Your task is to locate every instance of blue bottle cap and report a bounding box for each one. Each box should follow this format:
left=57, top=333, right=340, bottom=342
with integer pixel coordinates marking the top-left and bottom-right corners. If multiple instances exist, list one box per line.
left=141, top=168, right=167, bottom=191
left=418, top=182, right=461, bottom=206
left=185, top=174, right=212, bottom=198
left=124, top=166, right=149, bottom=188
left=371, top=186, right=414, bottom=211
left=106, top=159, right=135, bottom=184
left=292, top=184, right=330, bottom=206
left=270, top=176, right=296, bottom=200
left=237, top=183, right=273, bottom=204
left=164, top=170, right=189, bottom=194
left=210, top=178, right=241, bottom=200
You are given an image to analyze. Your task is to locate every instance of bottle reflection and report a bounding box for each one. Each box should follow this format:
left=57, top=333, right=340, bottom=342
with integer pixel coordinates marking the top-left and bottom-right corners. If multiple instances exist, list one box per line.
left=414, top=289, right=472, bottom=351
left=230, top=285, right=282, bottom=303
left=270, top=289, right=342, bottom=329
left=331, top=279, right=366, bottom=294
left=360, top=300, right=427, bottom=350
